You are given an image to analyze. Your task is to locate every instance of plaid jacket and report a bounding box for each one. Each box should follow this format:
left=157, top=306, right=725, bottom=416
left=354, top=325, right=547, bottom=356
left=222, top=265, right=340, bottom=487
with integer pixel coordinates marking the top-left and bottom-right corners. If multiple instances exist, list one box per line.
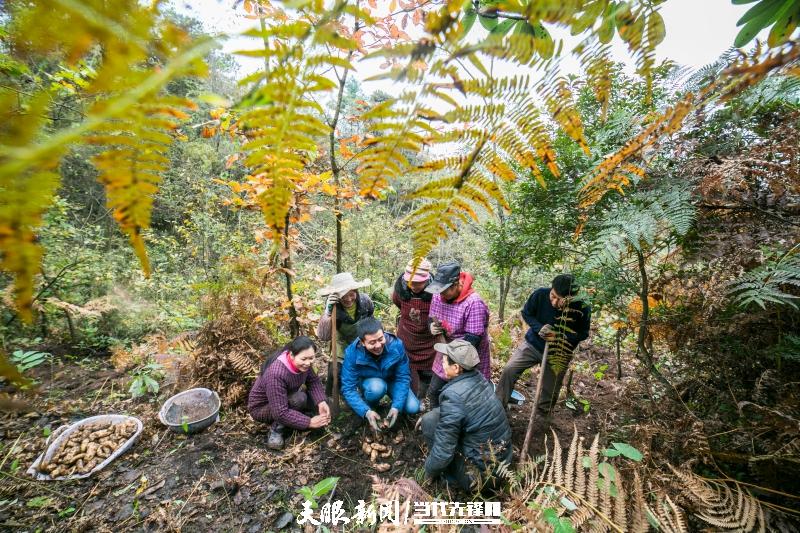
left=247, top=354, right=326, bottom=429
left=429, top=290, right=491, bottom=380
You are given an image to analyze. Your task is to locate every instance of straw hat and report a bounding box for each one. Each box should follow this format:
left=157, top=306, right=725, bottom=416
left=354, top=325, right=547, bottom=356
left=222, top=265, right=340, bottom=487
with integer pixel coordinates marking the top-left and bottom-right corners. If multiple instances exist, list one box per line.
left=402, top=258, right=432, bottom=283
left=317, top=272, right=371, bottom=297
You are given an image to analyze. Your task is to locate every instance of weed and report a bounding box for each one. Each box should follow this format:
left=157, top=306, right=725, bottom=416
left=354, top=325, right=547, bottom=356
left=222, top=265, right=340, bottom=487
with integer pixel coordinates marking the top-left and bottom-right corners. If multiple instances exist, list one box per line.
left=128, top=361, right=164, bottom=399
left=297, top=477, right=339, bottom=509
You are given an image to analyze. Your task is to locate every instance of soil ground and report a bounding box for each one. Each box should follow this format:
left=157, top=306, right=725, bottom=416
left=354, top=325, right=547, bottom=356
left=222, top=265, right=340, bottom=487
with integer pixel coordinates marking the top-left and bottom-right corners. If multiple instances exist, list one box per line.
left=0, top=344, right=625, bottom=532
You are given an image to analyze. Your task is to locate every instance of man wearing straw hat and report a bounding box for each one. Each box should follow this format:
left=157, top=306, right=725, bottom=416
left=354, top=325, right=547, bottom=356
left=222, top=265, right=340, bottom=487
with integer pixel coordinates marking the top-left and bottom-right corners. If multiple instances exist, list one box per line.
left=317, top=272, right=374, bottom=396
left=392, top=258, right=436, bottom=398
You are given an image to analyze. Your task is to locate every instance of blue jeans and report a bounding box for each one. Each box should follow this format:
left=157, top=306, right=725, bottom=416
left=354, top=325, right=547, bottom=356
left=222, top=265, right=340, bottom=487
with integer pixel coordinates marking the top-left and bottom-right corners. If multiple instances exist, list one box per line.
left=361, top=377, right=420, bottom=414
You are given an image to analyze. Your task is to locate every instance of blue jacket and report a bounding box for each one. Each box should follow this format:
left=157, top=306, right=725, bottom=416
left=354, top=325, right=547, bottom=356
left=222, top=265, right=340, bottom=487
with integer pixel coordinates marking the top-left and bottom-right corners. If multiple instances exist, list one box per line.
left=522, top=288, right=591, bottom=353
left=341, top=333, right=412, bottom=418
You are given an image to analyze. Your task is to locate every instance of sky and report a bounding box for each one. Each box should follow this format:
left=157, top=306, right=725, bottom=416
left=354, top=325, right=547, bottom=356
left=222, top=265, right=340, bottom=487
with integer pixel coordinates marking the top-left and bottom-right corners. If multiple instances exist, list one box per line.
left=174, top=0, right=749, bottom=95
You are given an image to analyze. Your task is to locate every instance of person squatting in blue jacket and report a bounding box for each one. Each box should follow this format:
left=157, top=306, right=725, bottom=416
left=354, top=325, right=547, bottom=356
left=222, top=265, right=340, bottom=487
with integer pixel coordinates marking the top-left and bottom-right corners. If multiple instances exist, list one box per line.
left=341, top=317, right=420, bottom=430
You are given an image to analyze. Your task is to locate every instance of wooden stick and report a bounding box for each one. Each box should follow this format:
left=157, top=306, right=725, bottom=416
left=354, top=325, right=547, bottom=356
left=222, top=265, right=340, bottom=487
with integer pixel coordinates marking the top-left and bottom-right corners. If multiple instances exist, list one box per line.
left=522, top=341, right=549, bottom=459
left=331, top=305, right=339, bottom=415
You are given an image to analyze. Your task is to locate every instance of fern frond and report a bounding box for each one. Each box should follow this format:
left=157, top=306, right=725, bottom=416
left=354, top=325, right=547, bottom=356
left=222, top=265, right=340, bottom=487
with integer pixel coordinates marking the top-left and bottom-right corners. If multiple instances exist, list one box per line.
left=579, top=39, right=800, bottom=211
left=0, top=0, right=212, bottom=320
left=629, top=471, right=650, bottom=533
left=579, top=94, right=694, bottom=209
left=88, top=97, right=197, bottom=275
left=575, top=36, right=614, bottom=120
left=670, top=467, right=769, bottom=532
left=585, top=183, right=695, bottom=268
left=587, top=433, right=601, bottom=508
left=728, top=247, right=800, bottom=310
left=656, top=494, right=689, bottom=533
left=564, top=429, right=578, bottom=494
left=552, top=430, right=565, bottom=487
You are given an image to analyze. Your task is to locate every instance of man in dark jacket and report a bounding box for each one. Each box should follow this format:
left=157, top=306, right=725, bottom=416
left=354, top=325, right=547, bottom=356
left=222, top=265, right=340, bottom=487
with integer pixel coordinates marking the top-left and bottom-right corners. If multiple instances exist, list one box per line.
left=419, top=339, right=512, bottom=492
left=496, top=274, right=591, bottom=412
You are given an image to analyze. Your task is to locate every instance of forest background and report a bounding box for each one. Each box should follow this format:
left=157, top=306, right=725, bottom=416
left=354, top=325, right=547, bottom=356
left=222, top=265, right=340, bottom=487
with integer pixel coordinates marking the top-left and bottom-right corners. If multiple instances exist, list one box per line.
left=1, top=0, right=799, bottom=530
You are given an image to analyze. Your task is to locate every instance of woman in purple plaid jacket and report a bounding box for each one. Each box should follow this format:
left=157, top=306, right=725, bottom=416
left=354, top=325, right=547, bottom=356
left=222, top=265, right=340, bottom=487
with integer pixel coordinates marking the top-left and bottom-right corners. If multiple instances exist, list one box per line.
left=247, top=336, right=331, bottom=450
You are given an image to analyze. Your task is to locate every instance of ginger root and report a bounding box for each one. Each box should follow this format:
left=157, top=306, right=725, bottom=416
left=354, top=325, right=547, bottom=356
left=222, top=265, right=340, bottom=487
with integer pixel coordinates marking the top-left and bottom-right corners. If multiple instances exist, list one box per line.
left=37, top=420, right=137, bottom=477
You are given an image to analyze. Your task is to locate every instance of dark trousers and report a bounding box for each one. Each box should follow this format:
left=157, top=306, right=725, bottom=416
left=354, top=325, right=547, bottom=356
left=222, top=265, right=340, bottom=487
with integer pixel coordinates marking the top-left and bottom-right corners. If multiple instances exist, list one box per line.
left=496, top=340, right=571, bottom=411
left=421, top=408, right=472, bottom=492
left=426, top=374, right=447, bottom=408
left=410, top=368, right=433, bottom=398
left=271, top=390, right=315, bottom=431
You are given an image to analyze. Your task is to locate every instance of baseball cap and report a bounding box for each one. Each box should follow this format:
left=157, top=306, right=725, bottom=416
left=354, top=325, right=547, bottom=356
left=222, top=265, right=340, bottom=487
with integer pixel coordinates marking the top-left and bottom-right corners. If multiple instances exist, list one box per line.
left=425, top=261, right=461, bottom=294
left=434, top=339, right=479, bottom=370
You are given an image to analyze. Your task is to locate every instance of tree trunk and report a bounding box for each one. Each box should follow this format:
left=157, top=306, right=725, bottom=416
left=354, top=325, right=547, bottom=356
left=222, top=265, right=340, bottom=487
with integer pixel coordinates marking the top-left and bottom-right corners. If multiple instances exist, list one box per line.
left=498, top=269, right=513, bottom=322
left=283, top=213, right=299, bottom=337
left=635, top=249, right=674, bottom=394
left=327, top=15, right=359, bottom=274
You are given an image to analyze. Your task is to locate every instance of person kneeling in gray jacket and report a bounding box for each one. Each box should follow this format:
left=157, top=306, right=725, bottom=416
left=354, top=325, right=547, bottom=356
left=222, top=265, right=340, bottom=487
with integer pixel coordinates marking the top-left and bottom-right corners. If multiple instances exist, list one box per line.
left=418, top=339, right=513, bottom=492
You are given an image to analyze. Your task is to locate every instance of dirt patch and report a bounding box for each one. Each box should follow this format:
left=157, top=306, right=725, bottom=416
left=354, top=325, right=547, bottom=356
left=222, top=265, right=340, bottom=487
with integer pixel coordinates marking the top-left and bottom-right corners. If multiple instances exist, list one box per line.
left=1, top=345, right=626, bottom=531
left=163, top=398, right=216, bottom=424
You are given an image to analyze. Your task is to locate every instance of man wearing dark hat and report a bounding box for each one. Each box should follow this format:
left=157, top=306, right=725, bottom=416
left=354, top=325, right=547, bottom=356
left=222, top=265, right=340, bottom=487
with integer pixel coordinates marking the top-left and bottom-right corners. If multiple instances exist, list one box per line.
left=495, top=274, right=591, bottom=412
left=418, top=339, right=512, bottom=492
left=425, top=261, right=491, bottom=408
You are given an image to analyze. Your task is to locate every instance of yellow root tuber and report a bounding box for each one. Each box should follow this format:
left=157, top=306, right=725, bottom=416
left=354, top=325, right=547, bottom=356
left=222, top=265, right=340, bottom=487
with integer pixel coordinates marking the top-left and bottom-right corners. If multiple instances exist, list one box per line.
left=37, top=420, right=137, bottom=477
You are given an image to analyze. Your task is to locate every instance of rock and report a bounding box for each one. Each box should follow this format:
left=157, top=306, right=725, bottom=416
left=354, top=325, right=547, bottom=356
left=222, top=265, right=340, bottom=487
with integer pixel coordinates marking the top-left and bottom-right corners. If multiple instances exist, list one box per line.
left=274, top=511, right=294, bottom=530
left=113, top=503, right=134, bottom=522
left=121, top=469, right=141, bottom=483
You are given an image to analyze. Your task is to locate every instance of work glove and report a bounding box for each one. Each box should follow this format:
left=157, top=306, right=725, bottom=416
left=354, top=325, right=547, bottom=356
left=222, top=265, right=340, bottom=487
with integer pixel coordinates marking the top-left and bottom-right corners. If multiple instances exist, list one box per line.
left=385, top=408, right=399, bottom=428
left=538, top=324, right=553, bottom=339
left=429, top=321, right=443, bottom=336
left=325, top=292, right=340, bottom=312
left=365, top=410, right=381, bottom=431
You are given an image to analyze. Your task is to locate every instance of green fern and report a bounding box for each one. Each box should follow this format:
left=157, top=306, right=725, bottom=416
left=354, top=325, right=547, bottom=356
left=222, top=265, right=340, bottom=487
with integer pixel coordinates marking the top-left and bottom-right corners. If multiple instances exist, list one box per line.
left=769, top=334, right=800, bottom=362
left=586, top=183, right=695, bottom=270
left=728, top=246, right=800, bottom=310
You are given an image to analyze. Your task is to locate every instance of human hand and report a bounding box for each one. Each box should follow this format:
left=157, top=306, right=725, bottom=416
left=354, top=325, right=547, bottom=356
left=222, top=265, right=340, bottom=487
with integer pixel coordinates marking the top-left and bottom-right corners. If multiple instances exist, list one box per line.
left=309, top=414, right=330, bottom=428
left=538, top=324, right=555, bottom=340
left=318, top=401, right=330, bottom=418
left=325, top=293, right=340, bottom=312
left=429, top=321, right=443, bottom=336
left=365, top=410, right=381, bottom=431
left=386, top=408, right=399, bottom=428
left=414, top=417, right=423, bottom=432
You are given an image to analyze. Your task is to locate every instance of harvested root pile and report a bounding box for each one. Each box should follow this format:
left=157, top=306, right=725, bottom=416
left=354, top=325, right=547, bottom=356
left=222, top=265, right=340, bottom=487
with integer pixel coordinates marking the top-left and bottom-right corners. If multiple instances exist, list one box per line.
left=360, top=431, right=405, bottom=473
left=38, top=420, right=137, bottom=478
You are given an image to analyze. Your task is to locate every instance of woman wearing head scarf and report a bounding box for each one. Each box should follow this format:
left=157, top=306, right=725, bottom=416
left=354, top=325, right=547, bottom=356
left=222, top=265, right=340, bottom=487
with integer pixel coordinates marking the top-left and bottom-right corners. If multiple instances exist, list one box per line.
left=392, top=258, right=436, bottom=397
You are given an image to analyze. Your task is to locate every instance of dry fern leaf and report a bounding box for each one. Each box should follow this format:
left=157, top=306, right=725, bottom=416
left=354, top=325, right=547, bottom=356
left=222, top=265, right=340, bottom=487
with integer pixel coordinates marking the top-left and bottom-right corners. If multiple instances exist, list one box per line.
left=669, top=466, right=767, bottom=532
left=228, top=352, right=256, bottom=376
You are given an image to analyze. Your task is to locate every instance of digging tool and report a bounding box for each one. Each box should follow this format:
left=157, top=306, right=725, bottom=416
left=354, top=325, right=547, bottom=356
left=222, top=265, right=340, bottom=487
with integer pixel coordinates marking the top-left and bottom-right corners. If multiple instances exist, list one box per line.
left=522, top=341, right=549, bottom=459
left=331, top=305, right=340, bottom=416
